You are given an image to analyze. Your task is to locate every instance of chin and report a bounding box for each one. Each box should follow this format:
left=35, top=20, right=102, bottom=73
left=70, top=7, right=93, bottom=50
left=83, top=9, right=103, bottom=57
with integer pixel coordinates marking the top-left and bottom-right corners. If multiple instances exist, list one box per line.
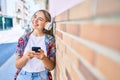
left=33, top=25, right=38, bottom=28
left=33, top=27, right=40, bottom=30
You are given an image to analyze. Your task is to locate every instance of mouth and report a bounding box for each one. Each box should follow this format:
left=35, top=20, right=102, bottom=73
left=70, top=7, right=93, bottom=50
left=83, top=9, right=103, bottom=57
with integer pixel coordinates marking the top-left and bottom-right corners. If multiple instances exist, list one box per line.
left=32, top=22, right=39, bottom=27
left=34, top=24, right=39, bottom=27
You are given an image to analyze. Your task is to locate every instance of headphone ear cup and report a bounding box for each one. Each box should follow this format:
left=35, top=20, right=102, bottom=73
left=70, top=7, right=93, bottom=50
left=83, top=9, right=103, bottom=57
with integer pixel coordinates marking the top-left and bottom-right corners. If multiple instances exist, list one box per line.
left=44, top=22, right=52, bottom=30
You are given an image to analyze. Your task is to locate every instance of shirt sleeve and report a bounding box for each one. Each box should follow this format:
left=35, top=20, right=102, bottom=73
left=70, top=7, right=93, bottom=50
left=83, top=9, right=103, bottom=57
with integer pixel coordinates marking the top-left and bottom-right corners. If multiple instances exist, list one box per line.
left=48, top=36, right=56, bottom=58
left=15, top=31, right=32, bottom=57
left=15, top=37, right=25, bottom=57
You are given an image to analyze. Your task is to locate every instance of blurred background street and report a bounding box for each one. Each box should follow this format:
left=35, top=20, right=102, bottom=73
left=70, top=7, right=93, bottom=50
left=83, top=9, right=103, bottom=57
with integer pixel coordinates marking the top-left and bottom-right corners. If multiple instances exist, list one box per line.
left=0, top=26, right=24, bottom=80
left=0, top=0, right=44, bottom=79
left=0, top=0, right=120, bottom=80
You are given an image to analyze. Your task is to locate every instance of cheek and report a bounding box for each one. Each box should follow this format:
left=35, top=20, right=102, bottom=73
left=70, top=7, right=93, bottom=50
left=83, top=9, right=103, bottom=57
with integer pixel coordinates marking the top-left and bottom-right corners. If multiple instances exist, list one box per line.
left=36, top=23, right=44, bottom=28
left=40, top=24, right=45, bottom=28
left=31, top=19, right=34, bottom=24
left=39, top=22, right=45, bottom=26
left=32, top=21, right=34, bottom=25
left=42, top=23, right=46, bottom=27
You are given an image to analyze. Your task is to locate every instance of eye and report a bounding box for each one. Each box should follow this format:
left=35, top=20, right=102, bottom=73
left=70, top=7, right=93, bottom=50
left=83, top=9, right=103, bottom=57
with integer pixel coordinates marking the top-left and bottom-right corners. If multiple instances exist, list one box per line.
left=38, top=17, right=44, bottom=21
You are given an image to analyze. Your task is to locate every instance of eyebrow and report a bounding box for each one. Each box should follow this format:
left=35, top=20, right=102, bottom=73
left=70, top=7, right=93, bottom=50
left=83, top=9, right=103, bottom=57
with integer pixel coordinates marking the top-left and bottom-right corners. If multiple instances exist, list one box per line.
left=33, top=14, right=45, bottom=21
left=38, top=17, right=44, bottom=20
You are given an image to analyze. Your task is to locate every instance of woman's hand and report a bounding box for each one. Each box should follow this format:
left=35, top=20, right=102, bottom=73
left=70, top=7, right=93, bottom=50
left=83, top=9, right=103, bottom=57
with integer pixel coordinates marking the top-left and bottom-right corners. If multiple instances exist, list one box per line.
left=32, top=49, right=55, bottom=70
left=16, top=50, right=35, bottom=69
left=33, top=49, right=46, bottom=60
left=24, top=50, right=35, bottom=60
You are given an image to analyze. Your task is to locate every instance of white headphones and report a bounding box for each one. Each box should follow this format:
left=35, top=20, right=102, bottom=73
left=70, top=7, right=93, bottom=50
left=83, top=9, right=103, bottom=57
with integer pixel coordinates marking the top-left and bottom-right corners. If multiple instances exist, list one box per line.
left=44, top=18, right=53, bottom=30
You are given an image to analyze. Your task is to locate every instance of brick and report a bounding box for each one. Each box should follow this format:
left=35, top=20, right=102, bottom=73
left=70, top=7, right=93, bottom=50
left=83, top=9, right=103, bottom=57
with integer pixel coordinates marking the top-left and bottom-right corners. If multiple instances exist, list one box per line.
left=72, top=39, right=96, bottom=65
left=66, top=47, right=79, bottom=68
left=56, top=40, right=73, bottom=80
left=69, top=0, right=93, bottom=20
left=80, top=22, right=120, bottom=51
left=79, top=60, right=98, bottom=80
left=56, top=41, right=66, bottom=59
left=56, top=57, right=67, bottom=80
left=96, top=0, right=120, bottom=16
left=64, top=49, right=80, bottom=80
left=60, top=24, right=66, bottom=32
left=56, top=36, right=61, bottom=52
left=56, top=23, right=66, bottom=32
left=56, top=30, right=63, bottom=39
left=60, top=68, right=67, bottom=80
left=62, top=52, right=72, bottom=69
left=55, top=10, right=69, bottom=21
left=56, top=46, right=62, bottom=58
left=56, top=63, right=60, bottom=80
left=96, top=54, right=120, bottom=80
left=65, top=69, right=72, bottom=80
left=60, top=43, right=66, bottom=57
left=66, top=24, right=80, bottom=36
left=56, top=24, right=66, bottom=32
left=63, top=34, right=72, bottom=47
left=69, top=66, right=81, bottom=80
left=56, top=23, right=61, bottom=30
left=62, top=55, right=73, bottom=80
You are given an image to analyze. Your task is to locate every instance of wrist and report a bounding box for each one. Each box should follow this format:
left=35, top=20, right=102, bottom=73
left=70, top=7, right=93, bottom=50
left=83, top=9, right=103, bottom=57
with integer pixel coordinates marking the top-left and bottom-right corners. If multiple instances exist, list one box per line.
left=41, top=55, right=47, bottom=60
left=23, top=55, right=30, bottom=60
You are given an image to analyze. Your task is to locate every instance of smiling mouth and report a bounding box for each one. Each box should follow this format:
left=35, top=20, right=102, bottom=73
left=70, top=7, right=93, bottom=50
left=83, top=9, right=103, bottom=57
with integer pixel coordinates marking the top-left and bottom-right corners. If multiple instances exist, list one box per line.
left=33, top=23, right=38, bottom=26
left=33, top=23, right=39, bottom=27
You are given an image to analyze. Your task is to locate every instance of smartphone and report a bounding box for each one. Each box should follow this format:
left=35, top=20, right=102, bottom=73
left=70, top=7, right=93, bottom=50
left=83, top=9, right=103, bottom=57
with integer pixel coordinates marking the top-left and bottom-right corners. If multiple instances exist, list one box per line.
left=32, top=47, right=41, bottom=52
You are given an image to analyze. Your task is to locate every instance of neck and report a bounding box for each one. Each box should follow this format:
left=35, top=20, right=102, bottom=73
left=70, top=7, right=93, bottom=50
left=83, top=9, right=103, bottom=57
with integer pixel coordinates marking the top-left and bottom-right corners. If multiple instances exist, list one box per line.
left=33, top=29, right=45, bottom=36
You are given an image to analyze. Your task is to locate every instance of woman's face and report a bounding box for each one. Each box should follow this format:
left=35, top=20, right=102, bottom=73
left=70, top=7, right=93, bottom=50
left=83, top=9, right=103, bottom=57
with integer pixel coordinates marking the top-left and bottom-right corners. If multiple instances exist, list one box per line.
left=32, top=11, right=47, bottom=30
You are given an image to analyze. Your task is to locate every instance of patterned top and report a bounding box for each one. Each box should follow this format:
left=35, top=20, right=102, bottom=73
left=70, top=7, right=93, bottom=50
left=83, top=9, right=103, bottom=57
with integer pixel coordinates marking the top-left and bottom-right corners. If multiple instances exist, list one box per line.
left=15, top=31, right=56, bottom=80
left=15, top=32, right=56, bottom=58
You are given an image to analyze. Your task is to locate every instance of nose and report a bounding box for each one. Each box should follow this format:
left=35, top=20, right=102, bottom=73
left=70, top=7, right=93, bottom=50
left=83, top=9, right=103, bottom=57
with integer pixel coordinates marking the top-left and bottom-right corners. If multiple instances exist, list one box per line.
left=34, top=18, right=38, bottom=23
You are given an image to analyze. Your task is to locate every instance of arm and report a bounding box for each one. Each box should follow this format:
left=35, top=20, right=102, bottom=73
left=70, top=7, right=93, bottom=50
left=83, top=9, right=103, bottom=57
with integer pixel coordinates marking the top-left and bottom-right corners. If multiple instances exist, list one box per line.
left=42, top=55, right=55, bottom=71
left=15, top=33, right=33, bottom=69
left=42, top=35, right=56, bottom=71
left=33, top=49, right=55, bottom=71
left=41, top=35, right=56, bottom=71
left=15, top=55, right=29, bottom=69
left=15, top=50, right=35, bottom=69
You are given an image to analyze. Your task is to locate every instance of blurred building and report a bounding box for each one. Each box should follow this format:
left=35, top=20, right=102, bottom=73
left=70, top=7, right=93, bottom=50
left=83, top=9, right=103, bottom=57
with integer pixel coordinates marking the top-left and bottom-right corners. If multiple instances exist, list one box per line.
left=0, top=0, right=30, bottom=30
left=34, top=0, right=46, bottom=9
left=0, top=0, right=13, bottom=30
left=15, top=0, right=30, bottom=28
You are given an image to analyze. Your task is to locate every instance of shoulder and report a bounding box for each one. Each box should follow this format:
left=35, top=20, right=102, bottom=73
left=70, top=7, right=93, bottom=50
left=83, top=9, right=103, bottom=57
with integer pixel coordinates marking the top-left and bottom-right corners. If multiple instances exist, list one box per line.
left=20, top=31, right=32, bottom=40
left=18, top=31, right=32, bottom=44
left=45, top=34, right=55, bottom=41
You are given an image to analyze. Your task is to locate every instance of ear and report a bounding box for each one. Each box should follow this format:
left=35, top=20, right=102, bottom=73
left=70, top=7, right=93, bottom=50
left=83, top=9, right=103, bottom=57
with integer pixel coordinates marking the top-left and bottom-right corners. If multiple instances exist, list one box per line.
left=44, top=22, right=52, bottom=30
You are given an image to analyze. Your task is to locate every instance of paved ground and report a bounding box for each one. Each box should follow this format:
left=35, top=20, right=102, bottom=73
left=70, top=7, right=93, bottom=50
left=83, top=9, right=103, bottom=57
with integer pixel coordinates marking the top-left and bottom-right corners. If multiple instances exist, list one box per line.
left=0, top=27, right=24, bottom=80
left=0, top=54, right=17, bottom=80
left=0, top=42, right=17, bottom=67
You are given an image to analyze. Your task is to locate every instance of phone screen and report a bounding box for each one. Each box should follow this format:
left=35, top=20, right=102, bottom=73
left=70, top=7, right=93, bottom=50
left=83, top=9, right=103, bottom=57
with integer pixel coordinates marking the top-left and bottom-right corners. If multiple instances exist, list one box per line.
left=32, top=47, right=41, bottom=52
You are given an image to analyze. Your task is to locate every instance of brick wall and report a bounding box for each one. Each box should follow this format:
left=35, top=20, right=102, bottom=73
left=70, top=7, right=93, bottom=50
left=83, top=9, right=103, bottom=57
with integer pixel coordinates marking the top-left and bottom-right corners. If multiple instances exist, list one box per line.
left=53, top=0, right=120, bottom=80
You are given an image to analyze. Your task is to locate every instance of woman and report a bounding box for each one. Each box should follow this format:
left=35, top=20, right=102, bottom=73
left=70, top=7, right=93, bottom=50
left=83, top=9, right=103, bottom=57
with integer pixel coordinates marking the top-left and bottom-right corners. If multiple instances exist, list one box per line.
left=15, top=10, right=56, bottom=80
